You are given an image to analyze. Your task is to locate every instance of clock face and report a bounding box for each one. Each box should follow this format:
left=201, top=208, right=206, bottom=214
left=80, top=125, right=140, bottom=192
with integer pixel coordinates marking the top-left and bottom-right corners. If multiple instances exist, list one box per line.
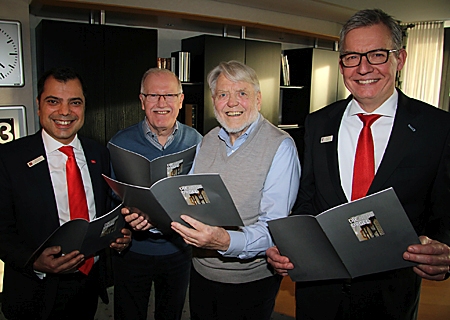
left=0, top=20, right=24, bottom=87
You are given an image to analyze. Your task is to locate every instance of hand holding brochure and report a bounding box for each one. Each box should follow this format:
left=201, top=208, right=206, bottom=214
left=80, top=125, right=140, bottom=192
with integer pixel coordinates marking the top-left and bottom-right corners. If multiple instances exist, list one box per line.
left=104, top=174, right=244, bottom=234
left=28, top=204, right=126, bottom=263
left=267, top=188, right=419, bottom=282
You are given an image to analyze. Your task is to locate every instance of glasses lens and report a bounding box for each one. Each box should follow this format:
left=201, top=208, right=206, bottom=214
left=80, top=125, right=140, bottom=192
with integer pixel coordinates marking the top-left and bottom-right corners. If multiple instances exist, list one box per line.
left=367, top=51, right=389, bottom=65
left=341, top=53, right=360, bottom=67
left=164, top=94, right=178, bottom=102
left=144, top=94, right=178, bottom=102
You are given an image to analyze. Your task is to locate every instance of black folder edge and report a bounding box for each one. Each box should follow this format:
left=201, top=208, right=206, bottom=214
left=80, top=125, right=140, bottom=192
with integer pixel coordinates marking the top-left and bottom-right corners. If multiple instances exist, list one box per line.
left=268, top=188, right=419, bottom=282
left=103, top=173, right=244, bottom=234
left=26, top=203, right=126, bottom=266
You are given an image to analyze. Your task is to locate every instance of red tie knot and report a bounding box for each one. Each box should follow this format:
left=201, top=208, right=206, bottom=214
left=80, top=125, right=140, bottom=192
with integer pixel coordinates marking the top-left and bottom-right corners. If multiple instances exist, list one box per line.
left=59, top=145, right=75, bottom=158
left=357, top=114, right=382, bottom=127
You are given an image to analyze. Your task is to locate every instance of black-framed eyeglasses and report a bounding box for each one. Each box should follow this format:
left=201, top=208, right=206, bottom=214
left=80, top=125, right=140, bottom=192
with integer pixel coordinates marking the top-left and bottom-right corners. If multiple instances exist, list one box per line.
left=340, top=49, right=399, bottom=68
left=141, top=93, right=182, bottom=102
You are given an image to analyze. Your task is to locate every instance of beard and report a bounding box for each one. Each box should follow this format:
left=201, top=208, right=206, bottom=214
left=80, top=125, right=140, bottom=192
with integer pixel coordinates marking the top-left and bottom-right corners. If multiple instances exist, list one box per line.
left=214, top=105, right=259, bottom=134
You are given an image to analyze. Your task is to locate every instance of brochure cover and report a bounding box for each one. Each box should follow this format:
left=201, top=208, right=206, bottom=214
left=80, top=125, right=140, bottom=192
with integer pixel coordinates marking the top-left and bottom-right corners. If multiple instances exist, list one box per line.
left=108, top=142, right=196, bottom=187
left=268, top=188, right=419, bottom=281
left=29, top=203, right=126, bottom=263
left=103, top=173, right=244, bottom=234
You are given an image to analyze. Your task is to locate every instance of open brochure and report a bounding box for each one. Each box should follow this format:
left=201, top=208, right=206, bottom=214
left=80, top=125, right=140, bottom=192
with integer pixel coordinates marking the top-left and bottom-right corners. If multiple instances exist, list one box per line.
left=103, top=173, right=244, bottom=234
left=28, top=203, right=126, bottom=263
left=267, top=188, right=419, bottom=282
left=108, top=142, right=196, bottom=187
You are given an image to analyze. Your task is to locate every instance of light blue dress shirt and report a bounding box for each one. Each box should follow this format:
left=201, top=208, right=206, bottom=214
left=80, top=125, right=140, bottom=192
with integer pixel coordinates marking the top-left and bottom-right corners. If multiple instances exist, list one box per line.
left=190, top=115, right=301, bottom=259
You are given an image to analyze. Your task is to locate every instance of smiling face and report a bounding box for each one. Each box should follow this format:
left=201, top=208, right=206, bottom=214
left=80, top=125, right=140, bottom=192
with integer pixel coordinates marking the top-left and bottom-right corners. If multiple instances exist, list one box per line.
left=213, top=74, right=261, bottom=143
left=339, top=23, right=406, bottom=112
left=140, top=72, right=183, bottom=138
left=37, top=76, right=85, bottom=144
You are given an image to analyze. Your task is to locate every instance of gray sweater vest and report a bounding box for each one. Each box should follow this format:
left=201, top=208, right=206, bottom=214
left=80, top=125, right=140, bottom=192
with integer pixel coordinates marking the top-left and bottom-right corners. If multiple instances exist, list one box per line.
left=193, top=115, right=291, bottom=283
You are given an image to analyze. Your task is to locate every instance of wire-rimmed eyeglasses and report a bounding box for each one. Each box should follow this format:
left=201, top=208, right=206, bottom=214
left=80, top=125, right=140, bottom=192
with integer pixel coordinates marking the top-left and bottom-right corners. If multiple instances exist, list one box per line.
left=141, top=93, right=182, bottom=102
left=340, top=49, right=400, bottom=68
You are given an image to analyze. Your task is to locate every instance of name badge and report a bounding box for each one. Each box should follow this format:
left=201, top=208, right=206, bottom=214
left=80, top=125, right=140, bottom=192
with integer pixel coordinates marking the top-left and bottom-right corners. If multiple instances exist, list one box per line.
left=27, top=155, right=45, bottom=167
left=321, top=135, right=333, bottom=143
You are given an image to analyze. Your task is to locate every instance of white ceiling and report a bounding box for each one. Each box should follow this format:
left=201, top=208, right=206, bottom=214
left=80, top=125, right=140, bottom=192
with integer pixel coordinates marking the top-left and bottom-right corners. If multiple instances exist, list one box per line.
left=212, top=0, right=450, bottom=24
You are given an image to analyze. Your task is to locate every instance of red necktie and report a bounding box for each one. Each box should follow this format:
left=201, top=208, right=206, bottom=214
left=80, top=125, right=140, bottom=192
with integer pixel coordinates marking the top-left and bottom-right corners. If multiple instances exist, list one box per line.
left=59, top=146, right=94, bottom=275
left=351, top=114, right=382, bottom=201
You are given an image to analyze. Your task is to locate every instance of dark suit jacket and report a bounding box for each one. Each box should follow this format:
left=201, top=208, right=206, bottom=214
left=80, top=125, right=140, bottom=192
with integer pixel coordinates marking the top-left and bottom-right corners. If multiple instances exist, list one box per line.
left=0, top=130, right=111, bottom=319
left=293, top=90, right=450, bottom=320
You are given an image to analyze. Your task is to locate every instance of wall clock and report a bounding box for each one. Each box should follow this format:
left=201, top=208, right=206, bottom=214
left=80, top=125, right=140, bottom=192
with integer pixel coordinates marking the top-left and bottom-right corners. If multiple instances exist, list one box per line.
left=0, top=20, right=24, bottom=87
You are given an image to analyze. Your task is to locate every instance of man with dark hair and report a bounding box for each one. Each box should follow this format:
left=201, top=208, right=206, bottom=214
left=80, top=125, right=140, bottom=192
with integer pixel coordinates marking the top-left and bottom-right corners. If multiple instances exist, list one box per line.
left=0, top=66, right=131, bottom=320
left=37, top=67, right=88, bottom=101
left=267, top=9, right=450, bottom=320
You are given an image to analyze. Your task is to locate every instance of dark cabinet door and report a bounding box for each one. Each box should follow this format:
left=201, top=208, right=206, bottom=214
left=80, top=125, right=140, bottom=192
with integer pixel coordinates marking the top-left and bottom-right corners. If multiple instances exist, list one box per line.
left=182, top=35, right=280, bottom=135
left=36, top=20, right=157, bottom=145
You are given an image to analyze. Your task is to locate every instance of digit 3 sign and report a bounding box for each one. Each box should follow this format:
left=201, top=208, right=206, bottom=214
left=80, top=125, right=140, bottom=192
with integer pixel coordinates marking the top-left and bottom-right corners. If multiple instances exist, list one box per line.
left=0, top=106, right=26, bottom=143
left=0, top=118, right=15, bottom=144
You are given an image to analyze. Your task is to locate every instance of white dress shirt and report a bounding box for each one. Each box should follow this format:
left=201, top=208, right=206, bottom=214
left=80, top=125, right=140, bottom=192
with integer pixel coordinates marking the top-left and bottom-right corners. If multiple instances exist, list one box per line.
left=338, top=91, right=398, bottom=201
left=42, top=130, right=96, bottom=225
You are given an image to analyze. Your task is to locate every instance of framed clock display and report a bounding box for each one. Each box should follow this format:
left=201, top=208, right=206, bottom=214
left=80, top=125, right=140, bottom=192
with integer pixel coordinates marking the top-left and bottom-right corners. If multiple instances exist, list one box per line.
left=0, top=20, right=24, bottom=87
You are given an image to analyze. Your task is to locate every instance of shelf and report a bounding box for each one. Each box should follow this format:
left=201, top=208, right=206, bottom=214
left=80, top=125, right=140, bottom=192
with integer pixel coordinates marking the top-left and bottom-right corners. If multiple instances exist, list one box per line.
left=181, top=82, right=203, bottom=86
left=280, top=85, right=304, bottom=89
left=277, top=124, right=303, bottom=129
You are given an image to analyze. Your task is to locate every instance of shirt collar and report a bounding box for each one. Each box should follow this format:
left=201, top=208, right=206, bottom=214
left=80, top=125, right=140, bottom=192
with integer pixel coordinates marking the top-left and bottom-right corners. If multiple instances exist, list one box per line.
left=142, top=118, right=179, bottom=149
left=143, top=118, right=178, bottom=137
left=41, top=129, right=81, bottom=154
left=348, top=90, right=398, bottom=118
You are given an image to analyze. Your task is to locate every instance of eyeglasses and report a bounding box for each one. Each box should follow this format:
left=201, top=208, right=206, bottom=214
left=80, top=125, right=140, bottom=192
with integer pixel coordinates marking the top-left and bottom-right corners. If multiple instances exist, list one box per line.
left=340, top=49, right=399, bottom=68
left=141, top=93, right=182, bottom=103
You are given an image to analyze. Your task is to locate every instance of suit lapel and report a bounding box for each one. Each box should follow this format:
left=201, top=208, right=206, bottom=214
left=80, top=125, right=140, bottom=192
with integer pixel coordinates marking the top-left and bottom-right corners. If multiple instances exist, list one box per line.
left=324, top=99, right=349, bottom=204
left=26, top=132, right=60, bottom=228
left=369, top=91, right=419, bottom=193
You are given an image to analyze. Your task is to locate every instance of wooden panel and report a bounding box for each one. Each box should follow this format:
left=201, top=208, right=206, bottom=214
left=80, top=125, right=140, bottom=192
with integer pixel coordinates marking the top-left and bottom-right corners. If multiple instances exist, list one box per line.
left=36, top=20, right=106, bottom=144
left=103, top=25, right=157, bottom=143
left=274, top=276, right=295, bottom=317
left=418, top=279, right=450, bottom=319
left=274, top=276, right=450, bottom=319
left=36, top=20, right=157, bottom=145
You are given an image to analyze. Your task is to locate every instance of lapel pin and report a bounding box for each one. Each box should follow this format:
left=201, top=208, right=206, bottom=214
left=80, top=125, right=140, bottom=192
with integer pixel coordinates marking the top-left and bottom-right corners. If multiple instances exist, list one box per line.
left=408, top=124, right=416, bottom=132
left=27, top=155, right=45, bottom=167
left=91, top=159, right=97, bottom=164
left=321, top=135, right=333, bottom=143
